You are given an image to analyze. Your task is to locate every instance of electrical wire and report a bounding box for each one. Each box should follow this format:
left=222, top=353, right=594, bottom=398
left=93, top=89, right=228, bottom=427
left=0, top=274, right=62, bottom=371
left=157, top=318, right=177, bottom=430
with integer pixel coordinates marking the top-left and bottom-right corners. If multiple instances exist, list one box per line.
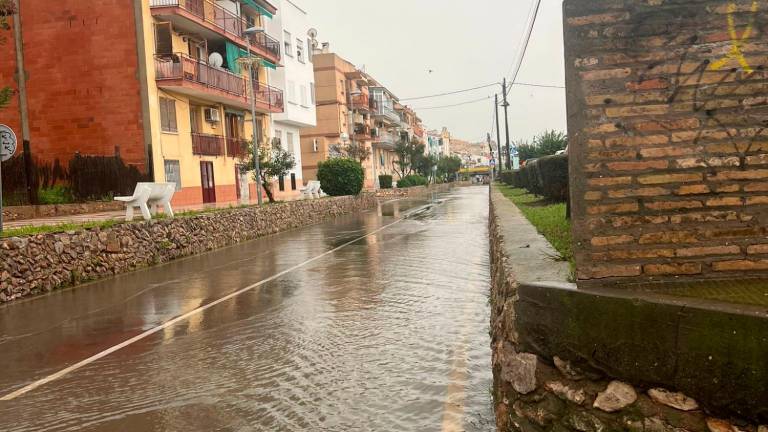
left=506, top=0, right=543, bottom=96
left=399, top=83, right=500, bottom=102
left=413, top=95, right=493, bottom=110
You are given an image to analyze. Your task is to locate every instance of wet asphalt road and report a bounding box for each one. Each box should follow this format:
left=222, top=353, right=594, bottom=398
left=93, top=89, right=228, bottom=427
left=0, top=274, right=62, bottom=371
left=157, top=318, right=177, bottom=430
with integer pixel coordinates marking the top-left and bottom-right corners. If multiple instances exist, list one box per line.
left=0, top=186, right=493, bottom=431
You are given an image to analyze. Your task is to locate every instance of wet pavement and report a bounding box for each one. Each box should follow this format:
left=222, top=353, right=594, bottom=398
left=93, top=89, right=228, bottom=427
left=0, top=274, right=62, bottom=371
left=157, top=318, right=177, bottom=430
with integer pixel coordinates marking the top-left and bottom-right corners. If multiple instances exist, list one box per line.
left=0, top=186, right=494, bottom=432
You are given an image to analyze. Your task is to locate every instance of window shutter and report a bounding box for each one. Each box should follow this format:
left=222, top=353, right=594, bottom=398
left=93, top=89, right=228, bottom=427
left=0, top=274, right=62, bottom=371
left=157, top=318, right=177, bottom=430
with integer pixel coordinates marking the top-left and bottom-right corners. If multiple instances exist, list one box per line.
left=160, top=98, right=169, bottom=132
left=168, top=99, right=177, bottom=132
left=155, top=23, right=173, bottom=55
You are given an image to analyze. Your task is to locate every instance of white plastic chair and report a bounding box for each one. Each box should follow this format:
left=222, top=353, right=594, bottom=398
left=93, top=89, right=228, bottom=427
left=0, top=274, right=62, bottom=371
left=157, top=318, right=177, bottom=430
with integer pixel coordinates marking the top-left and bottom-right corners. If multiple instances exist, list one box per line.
left=115, top=183, right=176, bottom=221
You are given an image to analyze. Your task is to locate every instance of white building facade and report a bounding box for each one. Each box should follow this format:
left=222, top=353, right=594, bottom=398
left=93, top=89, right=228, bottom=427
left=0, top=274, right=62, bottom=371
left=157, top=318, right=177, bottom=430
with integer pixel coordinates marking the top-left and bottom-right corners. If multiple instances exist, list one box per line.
left=267, top=0, right=317, bottom=195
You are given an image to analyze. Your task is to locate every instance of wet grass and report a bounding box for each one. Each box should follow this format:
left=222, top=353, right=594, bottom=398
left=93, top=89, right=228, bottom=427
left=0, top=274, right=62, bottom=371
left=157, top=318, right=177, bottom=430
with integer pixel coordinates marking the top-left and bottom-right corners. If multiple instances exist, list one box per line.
left=496, top=185, right=574, bottom=271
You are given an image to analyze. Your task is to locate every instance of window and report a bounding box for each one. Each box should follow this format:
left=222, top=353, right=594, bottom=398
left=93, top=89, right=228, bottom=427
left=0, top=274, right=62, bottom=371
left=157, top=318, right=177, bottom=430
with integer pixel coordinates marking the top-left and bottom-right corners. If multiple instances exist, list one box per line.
left=299, top=85, right=307, bottom=106
left=155, top=23, right=172, bottom=55
left=273, top=129, right=282, bottom=149
left=286, top=132, right=295, bottom=154
left=291, top=173, right=297, bottom=190
left=284, top=31, right=293, bottom=57
left=164, top=160, right=182, bottom=191
left=160, top=98, right=177, bottom=133
left=313, top=139, right=318, bottom=152
left=288, top=80, right=297, bottom=103
left=310, top=83, right=315, bottom=104
left=307, top=39, right=313, bottom=62
left=297, top=39, right=304, bottom=63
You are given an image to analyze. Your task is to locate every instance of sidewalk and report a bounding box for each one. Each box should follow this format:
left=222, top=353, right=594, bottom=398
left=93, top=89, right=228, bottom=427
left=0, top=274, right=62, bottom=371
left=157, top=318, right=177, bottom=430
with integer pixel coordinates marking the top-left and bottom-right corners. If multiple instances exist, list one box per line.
left=2, top=197, right=265, bottom=230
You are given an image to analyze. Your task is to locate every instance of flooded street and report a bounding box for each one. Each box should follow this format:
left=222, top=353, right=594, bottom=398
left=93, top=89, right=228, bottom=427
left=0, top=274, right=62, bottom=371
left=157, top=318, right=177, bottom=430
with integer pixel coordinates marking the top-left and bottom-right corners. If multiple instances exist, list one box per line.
left=0, top=187, right=493, bottom=431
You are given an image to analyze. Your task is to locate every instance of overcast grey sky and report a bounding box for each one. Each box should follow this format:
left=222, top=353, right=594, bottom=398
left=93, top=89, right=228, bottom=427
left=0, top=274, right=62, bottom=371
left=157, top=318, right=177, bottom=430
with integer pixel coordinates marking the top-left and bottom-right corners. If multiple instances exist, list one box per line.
left=301, top=0, right=567, bottom=144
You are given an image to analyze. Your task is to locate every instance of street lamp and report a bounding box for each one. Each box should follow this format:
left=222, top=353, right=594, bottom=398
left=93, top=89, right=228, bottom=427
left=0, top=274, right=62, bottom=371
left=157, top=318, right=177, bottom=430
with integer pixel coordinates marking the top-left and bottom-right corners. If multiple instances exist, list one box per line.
left=241, top=26, right=265, bottom=205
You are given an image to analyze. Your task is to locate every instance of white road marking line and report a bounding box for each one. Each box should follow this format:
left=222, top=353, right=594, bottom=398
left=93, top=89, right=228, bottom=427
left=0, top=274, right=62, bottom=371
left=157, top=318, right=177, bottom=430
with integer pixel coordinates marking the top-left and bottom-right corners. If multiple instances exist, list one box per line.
left=0, top=217, right=406, bottom=401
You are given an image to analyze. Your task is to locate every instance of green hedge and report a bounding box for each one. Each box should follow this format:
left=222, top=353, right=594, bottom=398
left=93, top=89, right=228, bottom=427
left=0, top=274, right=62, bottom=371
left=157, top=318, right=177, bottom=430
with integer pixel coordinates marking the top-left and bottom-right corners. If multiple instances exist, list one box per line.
left=397, top=175, right=429, bottom=188
left=501, top=154, right=568, bottom=202
left=379, top=175, right=393, bottom=189
left=317, top=158, right=365, bottom=196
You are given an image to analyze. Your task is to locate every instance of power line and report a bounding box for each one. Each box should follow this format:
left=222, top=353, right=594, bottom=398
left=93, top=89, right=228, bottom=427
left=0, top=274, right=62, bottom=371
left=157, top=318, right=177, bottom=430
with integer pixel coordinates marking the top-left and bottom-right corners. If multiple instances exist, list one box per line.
left=506, top=0, right=543, bottom=95
left=399, top=83, right=499, bottom=101
left=514, top=81, right=564, bottom=89
left=414, top=95, right=493, bottom=110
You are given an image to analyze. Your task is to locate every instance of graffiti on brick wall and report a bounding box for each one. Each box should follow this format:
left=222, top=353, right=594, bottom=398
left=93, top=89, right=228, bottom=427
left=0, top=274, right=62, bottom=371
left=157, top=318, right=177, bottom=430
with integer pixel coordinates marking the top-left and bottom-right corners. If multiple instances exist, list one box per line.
left=623, top=4, right=768, bottom=172
left=710, top=1, right=758, bottom=74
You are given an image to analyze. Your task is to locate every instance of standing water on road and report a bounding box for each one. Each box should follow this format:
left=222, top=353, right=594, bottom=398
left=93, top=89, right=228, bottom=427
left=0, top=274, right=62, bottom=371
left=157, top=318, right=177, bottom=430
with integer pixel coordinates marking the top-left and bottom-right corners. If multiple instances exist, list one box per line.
left=0, top=187, right=493, bottom=431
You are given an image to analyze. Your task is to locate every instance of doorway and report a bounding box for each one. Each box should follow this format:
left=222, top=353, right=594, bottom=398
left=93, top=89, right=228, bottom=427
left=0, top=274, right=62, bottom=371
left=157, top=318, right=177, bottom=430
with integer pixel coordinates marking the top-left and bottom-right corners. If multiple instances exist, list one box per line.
left=236, top=165, right=250, bottom=203
left=200, top=161, right=216, bottom=203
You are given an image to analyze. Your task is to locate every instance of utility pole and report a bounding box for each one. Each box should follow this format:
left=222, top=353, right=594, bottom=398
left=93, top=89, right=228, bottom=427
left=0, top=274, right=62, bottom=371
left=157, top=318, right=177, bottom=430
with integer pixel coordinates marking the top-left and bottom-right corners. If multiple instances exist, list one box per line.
left=243, top=31, right=263, bottom=205
left=487, top=132, right=494, bottom=184
left=502, top=78, right=511, bottom=170
left=12, top=0, right=36, bottom=204
left=494, top=94, right=502, bottom=174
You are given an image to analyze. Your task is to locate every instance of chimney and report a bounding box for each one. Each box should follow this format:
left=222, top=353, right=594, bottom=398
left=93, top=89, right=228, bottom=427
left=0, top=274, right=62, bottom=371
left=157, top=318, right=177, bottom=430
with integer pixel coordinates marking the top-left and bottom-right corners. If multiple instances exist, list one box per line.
left=322, top=42, right=330, bottom=53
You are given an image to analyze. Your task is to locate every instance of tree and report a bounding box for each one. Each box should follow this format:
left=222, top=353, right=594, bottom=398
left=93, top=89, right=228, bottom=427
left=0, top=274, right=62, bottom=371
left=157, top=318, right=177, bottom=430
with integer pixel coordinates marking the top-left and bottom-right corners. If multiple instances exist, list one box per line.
left=317, top=158, right=364, bottom=196
left=516, top=130, right=567, bottom=162
left=329, top=141, right=371, bottom=163
left=0, top=0, right=16, bottom=109
left=415, top=153, right=438, bottom=183
left=393, top=137, right=426, bottom=179
left=240, top=140, right=296, bottom=203
left=436, top=155, right=462, bottom=183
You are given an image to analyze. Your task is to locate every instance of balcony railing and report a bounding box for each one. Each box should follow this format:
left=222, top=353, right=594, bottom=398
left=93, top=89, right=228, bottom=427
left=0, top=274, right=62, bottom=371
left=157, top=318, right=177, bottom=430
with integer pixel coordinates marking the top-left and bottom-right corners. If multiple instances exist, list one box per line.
left=247, top=31, right=281, bottom=62
left=226, top=137, right=248, bottom=158
left=150, top=0, right=280, bottom=62
left=253, top=83, right=284, bottom=112
left=155, top=53, right=246, bottom=97
left=192, top=133, right=225, bottom=156
left=351, top=94, right=370, bottom=110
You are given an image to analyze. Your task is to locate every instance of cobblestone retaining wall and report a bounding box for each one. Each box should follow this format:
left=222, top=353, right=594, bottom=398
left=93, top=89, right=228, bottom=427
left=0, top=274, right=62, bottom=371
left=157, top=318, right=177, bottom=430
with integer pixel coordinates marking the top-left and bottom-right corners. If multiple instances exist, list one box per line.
left=0, top=194, right=376, bottom=303
left=375, top=182, right=465, bottom=199
left=565, top=0, right=768, bottom=286
left=490, top=190, right=766, bottom=431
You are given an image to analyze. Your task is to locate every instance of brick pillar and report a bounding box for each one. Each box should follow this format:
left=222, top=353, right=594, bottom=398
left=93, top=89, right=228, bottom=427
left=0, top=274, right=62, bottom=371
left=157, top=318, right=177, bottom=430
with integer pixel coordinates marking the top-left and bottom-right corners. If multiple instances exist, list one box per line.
left=564, top=0, right=768, bottom=286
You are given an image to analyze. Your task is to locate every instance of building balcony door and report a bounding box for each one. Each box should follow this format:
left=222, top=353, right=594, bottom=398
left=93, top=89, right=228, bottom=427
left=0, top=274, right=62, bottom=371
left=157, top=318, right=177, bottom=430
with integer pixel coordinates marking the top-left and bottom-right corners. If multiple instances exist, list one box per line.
left=200, top=161, right=216, bottom=203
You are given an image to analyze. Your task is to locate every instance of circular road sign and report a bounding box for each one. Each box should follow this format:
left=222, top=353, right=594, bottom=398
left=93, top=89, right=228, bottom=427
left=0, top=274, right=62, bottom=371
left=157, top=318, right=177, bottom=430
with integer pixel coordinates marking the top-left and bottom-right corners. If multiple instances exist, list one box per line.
left=0, top=124, right=17, bottom=162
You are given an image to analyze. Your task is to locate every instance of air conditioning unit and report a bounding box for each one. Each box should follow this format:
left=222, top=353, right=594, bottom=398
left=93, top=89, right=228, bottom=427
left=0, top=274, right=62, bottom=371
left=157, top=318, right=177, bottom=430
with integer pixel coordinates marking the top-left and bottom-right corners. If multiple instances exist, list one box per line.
left=204, top=107, right=220, bottom=123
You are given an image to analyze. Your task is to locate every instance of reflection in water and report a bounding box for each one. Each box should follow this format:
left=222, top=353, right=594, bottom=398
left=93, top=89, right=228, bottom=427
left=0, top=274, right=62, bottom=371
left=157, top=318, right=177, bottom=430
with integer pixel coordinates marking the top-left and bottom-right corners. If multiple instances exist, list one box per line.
left=0, top=187, right=493, bottom=432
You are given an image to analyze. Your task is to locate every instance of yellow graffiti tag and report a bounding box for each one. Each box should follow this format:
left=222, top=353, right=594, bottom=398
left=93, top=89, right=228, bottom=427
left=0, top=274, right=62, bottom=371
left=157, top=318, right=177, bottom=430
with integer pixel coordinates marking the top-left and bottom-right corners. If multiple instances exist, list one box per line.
left=710, top=1, right=758, bottom=74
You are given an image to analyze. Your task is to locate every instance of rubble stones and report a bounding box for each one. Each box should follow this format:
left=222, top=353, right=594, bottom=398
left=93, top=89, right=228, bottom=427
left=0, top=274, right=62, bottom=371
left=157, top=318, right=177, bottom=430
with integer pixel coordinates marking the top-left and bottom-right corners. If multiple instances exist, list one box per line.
left=648, top=388, right=699, bottom=412
left=593, top=381, right=637, bottom=413
left=503, top=353, right=538, bottom=394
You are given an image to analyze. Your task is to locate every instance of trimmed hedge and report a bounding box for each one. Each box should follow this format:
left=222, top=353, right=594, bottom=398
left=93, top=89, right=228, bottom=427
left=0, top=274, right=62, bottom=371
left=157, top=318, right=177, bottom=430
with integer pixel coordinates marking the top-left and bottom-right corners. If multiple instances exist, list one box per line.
left=317, top=158, right=365, bottom=196
left=379, top=175, right=393, bottom=189
left=397, top=175, right=429, bottom=188
left=502, top=154, right=568, bottom=202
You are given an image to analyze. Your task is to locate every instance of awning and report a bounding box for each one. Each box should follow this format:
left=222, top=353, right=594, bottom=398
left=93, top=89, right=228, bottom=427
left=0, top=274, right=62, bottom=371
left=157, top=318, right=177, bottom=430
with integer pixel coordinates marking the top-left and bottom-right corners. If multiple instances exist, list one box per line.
left=225, top=42, right=248, bottom=74
left=261, top=59, right=277, bottom=70
left=240, top=0, right=273, bottom=19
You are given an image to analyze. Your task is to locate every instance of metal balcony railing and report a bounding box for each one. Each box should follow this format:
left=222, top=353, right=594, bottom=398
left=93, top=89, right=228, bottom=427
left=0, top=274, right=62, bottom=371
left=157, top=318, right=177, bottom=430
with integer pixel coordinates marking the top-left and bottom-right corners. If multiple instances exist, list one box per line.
left=351, top=94, right=370, bottom=110
left=253, top=83, right=284, bottom=112
left=155, top=53, right=246, bottom=97
left=226, top=137, right=248, bottom=158
left=192, top=133, right=225, bottom=156
left=247, top=31, right=281, bottom=62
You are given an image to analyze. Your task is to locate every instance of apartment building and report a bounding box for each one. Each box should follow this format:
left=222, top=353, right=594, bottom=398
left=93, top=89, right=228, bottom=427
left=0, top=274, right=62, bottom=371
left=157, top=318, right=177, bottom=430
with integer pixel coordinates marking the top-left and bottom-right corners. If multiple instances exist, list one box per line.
left=266, top=0, right=316, bottom=199
left=1, top=0, right=284, bottom=206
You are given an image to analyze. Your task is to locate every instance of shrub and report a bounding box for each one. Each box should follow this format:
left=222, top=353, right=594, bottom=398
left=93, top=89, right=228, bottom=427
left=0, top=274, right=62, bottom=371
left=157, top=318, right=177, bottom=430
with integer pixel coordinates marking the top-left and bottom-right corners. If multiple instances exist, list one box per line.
left=317, top=158, right=364, bottom=196
left=397, top=175, right=429, bottom=188
left=499, top=170, right=515, bottom=185
left=38, top=185, right=74, bottom=205
left=379, top=174, right=393, bottom=189
left=510, top=154, right=568, bottom=202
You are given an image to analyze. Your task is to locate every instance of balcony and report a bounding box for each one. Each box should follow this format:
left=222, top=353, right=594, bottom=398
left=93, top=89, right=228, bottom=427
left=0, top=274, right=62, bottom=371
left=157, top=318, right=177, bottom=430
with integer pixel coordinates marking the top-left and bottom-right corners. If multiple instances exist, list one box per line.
left=226, top=137, right=248, bottom=158
left=354, top=125, right=372, bottom=141
left=150, top=0, right=281, bottom=65
left=372, top=100, right=401, bottom=125
left=350, top=94, right=371, bottom=112
left=373, top=131, right=398, bottom=150
left=155, top=53, right=249, bottom=108
left=253, top=83, right=284, bottom=113
left=246, top=31, right=281, bottom=65
left=192, top=133, right=225, bottom=156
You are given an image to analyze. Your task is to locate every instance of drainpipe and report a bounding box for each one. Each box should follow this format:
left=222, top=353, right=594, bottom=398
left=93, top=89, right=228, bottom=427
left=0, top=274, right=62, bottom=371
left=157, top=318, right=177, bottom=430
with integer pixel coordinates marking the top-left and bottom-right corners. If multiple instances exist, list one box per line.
left=12, top=0, right=36, bottom=204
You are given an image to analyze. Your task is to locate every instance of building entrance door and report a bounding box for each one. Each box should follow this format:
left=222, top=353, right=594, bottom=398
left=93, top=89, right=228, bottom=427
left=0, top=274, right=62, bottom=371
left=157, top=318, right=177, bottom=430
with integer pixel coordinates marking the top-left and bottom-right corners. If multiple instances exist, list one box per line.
left=200, top=161, right=216, bottom=204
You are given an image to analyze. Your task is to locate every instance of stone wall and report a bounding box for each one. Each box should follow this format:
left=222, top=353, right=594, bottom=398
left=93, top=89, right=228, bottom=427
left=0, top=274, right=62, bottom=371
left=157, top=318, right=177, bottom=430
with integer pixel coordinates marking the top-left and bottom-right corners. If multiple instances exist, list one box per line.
left=375, top=182, right=462, bottom=199
left=2, top=201, right=125, bottom=222
left=489, top=187, right=767, bottom=431
left=564, top=0, right=768, bottom=286
left=0, top=194, right=376, bottom=303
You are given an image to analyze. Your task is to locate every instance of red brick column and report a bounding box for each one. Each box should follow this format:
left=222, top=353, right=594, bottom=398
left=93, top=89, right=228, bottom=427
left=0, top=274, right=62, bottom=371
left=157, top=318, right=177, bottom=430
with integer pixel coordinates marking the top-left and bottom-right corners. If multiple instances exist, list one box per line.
left=564, top=0, right=768, bottom=285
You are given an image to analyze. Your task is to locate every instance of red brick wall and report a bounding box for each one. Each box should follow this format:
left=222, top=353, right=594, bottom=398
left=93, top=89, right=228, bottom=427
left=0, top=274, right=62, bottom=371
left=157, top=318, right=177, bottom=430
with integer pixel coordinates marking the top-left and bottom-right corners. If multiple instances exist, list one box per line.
left=0, top=0, right=146, bottom=169
left=564, top=0, right=768, bottom=285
